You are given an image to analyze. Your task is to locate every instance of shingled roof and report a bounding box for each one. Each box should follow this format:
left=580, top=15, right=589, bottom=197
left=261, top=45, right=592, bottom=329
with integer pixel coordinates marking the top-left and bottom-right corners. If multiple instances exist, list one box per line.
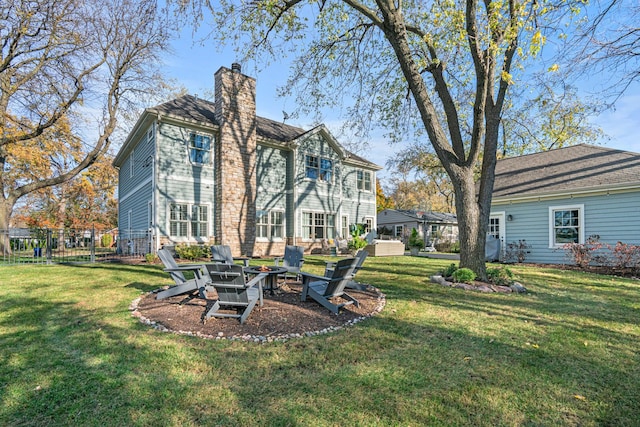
left=148, top=95, right=378, bottom=168
left=493, top=144, right=640, bottom=199
left=150, top=95, right=218, bottom=125
left=394, top=209, right=457, bottom=223
left=149, top=95, right=306, bottom=141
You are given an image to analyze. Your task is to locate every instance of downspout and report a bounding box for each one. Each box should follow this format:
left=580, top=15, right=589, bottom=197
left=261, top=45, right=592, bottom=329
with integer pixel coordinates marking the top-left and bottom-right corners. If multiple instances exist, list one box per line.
left=372, top=171, right=377, bottom=232
left=153, top=116, right=159, bottom=253
left=339, top=156, right=344, bottom=238
left=291, top=145, right=297, bottom=246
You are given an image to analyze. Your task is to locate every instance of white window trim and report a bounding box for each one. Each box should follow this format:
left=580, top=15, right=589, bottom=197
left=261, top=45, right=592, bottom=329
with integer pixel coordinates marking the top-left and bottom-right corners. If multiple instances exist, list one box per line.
left=340, top=214, right=349, bottom=240
left=489, top=211, right=506, bottom=258
left=363, top=216, right=375, bottom=234
left=357, top=169, right=373, bottom=192
left=489, top=211, right=506, bottom=242
left=548, top=204, right=585, bottom=248
left=256, top=209, right=286, bottom=242
left=190, top=205, right=210, bottom=240
left=394, top=225, right=404, bottom=238
left=304, top=154, right=334, bottom=184
left=188, top=132, right=213, bottom=166
left=129, top=148, right=135, bottom=178
left=167, top=201, right=212, bottom=242
left=300, top=210, right=337, bottom=242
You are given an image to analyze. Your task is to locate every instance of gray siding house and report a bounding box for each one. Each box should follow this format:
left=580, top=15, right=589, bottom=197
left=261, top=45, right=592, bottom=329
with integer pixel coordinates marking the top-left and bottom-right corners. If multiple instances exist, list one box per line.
left=113, top=64, right=381, bottom=257
left=377, top=209, right=458, bottom=247
left=490, top=144, right=640, bottom=264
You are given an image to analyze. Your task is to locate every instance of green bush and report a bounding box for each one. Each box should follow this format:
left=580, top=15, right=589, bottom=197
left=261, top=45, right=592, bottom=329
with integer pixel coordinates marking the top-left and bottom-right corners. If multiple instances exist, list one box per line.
left=441, top=263, right=458, bottom=277
left=452, top=268, right=476, bottom=284
left=408, top=228, right=424, bottom=249
left=348, top=236, right=368, bottom=251
left=451, top=242, right=460, bottom=253
left=175, top=244, right=209, bottom=260
left=145, top=253, right=159, bottom=264
left=486, top=267, right=514, bottom=286
left=100, top=234, right=113, bottom=248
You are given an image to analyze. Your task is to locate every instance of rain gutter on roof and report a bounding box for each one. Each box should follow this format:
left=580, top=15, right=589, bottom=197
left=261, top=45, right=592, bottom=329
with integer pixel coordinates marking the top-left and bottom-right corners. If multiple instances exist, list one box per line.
left=156, top=111, right=218, bottom=131
left=343, top=155, right=383, bottom=171
left=492, top=182, right=640, bottom=204
left=257, top=136, right=290, bottom=149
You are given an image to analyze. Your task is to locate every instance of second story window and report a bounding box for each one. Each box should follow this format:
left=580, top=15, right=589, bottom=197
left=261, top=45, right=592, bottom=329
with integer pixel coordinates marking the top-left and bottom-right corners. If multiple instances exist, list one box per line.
left=357, top=170, right=372, bottom=191
left=189, top=133, right=211, bottom=165
left=129, top=148, right=135, bottom=178
left=305, top=155, right=333, bottom=182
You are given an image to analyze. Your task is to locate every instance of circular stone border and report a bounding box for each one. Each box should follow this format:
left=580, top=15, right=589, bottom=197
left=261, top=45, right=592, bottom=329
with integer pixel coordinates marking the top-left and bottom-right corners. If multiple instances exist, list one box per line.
left=129, top=286, right=386, bottom=344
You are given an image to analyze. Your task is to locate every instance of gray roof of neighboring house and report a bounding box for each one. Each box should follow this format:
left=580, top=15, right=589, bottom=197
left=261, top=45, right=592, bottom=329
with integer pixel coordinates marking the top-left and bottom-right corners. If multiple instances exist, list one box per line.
left=394, top=209, right=458, bottom=223
left=493, top=144, right=640, bottom=199
left=149, top=95, right=378, bottom=167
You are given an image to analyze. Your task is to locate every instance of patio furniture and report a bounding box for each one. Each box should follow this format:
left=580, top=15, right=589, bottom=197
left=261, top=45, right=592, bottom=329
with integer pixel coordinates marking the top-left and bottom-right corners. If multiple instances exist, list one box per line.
left=210, top=245, right=250, bottom=267
left=363, top=239, right=405, bottom=256
left=156, top=248, right=211, bottom=300
left=274, top=245, right=305, bottom=281
left=244, top=266, right=288, bottom=295
left=324, top=250, right=369, bottom=290
left=204, top=263, right=267, bottom=324
left=300, top=257, right=360, bottom=314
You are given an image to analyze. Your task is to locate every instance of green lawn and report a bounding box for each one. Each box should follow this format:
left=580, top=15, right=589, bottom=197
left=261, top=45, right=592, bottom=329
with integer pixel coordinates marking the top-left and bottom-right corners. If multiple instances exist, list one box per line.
left=1, top=256, right=638, bottom=426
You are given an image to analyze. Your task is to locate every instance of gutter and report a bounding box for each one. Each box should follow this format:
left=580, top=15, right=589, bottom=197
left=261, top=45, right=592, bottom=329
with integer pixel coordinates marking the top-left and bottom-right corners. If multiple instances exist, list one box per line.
left=492, top=182, right=640, bottom=204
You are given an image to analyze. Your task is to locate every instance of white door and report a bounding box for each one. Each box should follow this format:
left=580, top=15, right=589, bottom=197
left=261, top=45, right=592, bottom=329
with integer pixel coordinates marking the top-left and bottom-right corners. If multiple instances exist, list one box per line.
left=489, top=212, right=506, bottom=258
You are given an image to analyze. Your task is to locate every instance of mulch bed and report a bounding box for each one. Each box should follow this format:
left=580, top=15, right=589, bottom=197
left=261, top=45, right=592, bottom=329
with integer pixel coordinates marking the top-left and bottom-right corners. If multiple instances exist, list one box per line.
left=131, top=281, right=385, bottom=343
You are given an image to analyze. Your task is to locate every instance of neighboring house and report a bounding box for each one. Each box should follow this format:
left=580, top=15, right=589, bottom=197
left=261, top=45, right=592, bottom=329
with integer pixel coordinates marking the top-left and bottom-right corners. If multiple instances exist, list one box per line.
left=113, top=64, right=381, bottom=257
left=377, top=209, right=458, bottom=247
left=490, top=144, right=640, bottom=264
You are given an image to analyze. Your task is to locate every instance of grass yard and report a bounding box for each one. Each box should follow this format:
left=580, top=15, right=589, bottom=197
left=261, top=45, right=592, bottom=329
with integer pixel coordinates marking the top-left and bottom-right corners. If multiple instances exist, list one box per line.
left=0, top=256, right=638, bottom=426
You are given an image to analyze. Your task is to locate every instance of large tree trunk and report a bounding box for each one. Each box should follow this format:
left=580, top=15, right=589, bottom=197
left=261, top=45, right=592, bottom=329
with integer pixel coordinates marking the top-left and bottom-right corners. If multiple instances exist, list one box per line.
left=0, top=198, right=15, bottom=256
left=450, top=166, right=489, bottom=279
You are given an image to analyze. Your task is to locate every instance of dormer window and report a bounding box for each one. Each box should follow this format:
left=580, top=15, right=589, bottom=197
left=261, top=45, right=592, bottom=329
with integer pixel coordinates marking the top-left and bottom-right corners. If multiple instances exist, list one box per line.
left=305, top=155, right=333, bottom=182
left=189, top=133, right=211, bottom=165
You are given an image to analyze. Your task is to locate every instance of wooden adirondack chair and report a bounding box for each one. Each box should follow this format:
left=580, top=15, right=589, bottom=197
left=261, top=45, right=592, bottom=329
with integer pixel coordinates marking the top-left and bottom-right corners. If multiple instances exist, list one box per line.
left=204, top=263, right=267, bottom=324
left=324, top=250, right=369, bottom=290
left=274, top=245, right=305, bottom=280
left=210, top=245, right=250, bottom=267
left=300, top=257, right=360, bottom=314
left=156, top=248, right=211, bottom=300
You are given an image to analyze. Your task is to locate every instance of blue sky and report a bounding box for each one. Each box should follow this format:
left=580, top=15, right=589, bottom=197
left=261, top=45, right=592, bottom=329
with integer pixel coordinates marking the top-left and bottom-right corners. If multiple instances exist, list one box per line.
left=163, top=30, right=640, bottom=182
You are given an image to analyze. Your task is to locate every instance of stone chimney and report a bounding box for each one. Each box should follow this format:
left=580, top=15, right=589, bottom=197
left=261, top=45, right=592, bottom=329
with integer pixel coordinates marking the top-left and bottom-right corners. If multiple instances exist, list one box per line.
left=213, top=64, right=257, bottom=256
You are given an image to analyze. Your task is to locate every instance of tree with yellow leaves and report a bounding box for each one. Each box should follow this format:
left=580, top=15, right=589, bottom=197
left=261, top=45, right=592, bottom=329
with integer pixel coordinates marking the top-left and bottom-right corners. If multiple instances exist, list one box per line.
left=1, top=0, right=170, bottom=254
left=375, top=178, right=395, bottom=213
left=176, top=0, right=589, bottom=279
